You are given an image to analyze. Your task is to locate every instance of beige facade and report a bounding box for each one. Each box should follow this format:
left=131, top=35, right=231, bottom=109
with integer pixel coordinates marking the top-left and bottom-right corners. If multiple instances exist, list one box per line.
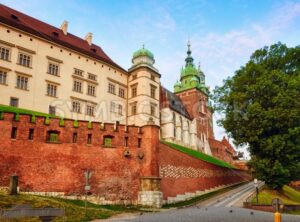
left=0, top=19, right=164, bottom=128
left=0, top=23, right=130, bottom=124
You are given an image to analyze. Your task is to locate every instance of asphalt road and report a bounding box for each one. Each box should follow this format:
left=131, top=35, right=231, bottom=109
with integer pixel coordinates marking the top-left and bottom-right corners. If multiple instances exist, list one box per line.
left=98, top=182, right=300, bottom=222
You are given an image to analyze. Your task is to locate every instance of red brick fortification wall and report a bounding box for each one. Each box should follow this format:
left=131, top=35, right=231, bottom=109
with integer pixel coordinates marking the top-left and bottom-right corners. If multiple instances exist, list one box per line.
left=159, top=143, right=250, bottom=199
left=0, top=113, right=158, bottom=203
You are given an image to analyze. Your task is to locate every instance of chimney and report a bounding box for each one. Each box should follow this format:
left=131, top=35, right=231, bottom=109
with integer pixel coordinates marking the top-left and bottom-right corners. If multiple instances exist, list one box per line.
left=60, top=20, right=68, bottom=35
left=85, top=32, right=93, bottom=46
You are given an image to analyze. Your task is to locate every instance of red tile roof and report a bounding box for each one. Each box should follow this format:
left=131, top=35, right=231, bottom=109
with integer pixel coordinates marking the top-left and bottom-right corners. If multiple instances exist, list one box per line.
left=0, top=4, right=126, bottom=72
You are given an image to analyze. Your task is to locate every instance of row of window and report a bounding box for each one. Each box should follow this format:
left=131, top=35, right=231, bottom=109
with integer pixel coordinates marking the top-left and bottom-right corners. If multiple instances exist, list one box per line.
left=0, top=45, right=100, bottom=81
left=73, top=79, right=96, bottom=97
left=129, top=84, right=157, bottom=99
left=130, top=103, right=156, bottom=116
left=108, top=82, right=126, bottom=98
left=0, top=70, right=98, bottom=98
left=10, top=127, right=142, bottom=147
left=0, top=45, right=32, bottom=67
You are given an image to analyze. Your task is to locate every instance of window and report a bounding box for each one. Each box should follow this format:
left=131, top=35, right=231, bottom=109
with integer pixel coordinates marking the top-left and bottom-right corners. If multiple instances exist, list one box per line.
left=151, top=74, right=155, bottom=81
left=46, top=130, right=59, bottom=143
left=73, top=132, right=77, bottom=143
left=131, top=86, right=137, bottom=97
left=28, top=128, right=34, bottom=140
left=72, top=101, right=81, bottom=113
left=47, top=83, right=57, bottom=97
left=49, top=106, right=56, bottom=115
left=118, top=104, right=122, bottom=115
left=18, top=53, right=31, bottom=67
left=150, top=85, right=156, bottom=98
left=10, top=97, right=18, bottom=107
left=108, top=83, right=115, bottom=94
left=16, top=75, right=28, bottom=90
left=0, top=70, right=7, bottom=85
left=138, top=138, right=141, bottom=148
left=88, top=73, right=97, bottom=81
left=132, top=74, right=137, bottom=80
left=131, top=104, right=137, bottom=115
left=73, top=80, right=82, bottom=93
left=48, top=63, right=59, bottom=76
left=11, top=127, right=17, bottom=139
left=103, top=136, right=113, bottom=147
left=87, top=134, right=92, bottom=144
left=110, top=101, right=116, bottom=113
left=74, top=68, right=83, bottom=76
left=150, top=103, right=156, bottom=116
left=87, top=84, right=96, bottom=96
left=119, top=88, right=125, bottom=98
left=86, top=105, right=95, bottom=116
left=0, top=46, right=10, bottom=61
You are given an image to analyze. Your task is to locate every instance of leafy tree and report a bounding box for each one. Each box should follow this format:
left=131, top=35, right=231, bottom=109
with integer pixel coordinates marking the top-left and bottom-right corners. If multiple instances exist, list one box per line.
left=213, top=43, right=300, bottom=189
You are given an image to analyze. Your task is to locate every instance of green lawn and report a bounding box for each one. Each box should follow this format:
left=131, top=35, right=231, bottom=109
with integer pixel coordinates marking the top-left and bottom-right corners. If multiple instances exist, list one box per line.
left=0, top=104, right=54, bottom=118
left=251, top=186, right=300, bottom=205
left=0, top=191, right=139, bottom=222
left=161, top=140, right=236, bottom=169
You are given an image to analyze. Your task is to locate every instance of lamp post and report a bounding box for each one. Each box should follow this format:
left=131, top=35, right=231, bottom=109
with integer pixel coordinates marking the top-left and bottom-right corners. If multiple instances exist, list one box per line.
left=254, top=178, right=258, bottom=203
left=84, top=170, right=92, bottom=216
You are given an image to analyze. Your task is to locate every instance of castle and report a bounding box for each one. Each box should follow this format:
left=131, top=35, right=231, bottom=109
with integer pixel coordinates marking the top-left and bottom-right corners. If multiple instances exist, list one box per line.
left=0, top=4, right=248, bottom=207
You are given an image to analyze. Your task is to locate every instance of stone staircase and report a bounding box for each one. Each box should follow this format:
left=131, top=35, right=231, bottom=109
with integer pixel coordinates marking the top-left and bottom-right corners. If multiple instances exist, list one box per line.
left=164, top=183, right=236, bottom=204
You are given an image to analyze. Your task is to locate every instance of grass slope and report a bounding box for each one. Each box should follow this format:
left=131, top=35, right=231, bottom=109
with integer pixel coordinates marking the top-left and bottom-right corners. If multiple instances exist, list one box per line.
left=161, top=140, right=236, bottom=169
left=0, top=104, right=54, bottom=118
left=251, top=186, right=300, bottom=205
left=0, top=191, right=139, bottom=222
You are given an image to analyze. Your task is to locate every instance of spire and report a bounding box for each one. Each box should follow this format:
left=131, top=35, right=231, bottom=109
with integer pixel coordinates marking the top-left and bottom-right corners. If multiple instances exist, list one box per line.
left=185, top=41, right=194, bottom=66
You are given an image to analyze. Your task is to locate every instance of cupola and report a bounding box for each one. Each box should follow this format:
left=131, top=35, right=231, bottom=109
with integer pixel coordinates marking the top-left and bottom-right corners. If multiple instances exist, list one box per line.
left=132, top=45, right=155, bottom=66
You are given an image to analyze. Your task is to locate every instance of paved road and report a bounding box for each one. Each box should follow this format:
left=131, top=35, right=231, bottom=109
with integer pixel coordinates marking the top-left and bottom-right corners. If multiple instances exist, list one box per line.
left=197, top=181, right=264, bottom=207
left=97, top=182, right=300, bottom=222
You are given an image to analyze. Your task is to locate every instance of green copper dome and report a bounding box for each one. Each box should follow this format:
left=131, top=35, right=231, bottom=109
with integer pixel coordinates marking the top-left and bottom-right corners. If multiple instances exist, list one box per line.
left=132, top=45, right=154, bottom=60
left=181, top=64, right=198, bottom=77
left=190, top=76, right=198, bottom=82
left=174, top=80, right=181, bottom=87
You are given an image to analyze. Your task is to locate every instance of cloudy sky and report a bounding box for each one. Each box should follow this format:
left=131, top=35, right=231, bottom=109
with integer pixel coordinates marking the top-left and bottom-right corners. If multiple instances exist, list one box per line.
left=2, top=0, right=300, bottom=155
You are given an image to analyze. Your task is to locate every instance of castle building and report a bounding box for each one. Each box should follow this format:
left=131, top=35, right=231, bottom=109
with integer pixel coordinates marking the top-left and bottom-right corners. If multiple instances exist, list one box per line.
left=0, top=4, right=236, bottom=162
left=0, top=4, right=248, bottom=208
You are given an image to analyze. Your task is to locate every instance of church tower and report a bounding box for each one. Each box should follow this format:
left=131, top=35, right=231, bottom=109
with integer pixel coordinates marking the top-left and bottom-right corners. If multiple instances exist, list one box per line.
left=127, top=46, right=161, bottom=126
left=173, top=42, right=214, bottom=153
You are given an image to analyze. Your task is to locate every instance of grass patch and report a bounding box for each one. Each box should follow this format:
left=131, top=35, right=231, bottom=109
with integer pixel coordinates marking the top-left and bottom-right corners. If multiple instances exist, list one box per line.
left=251, top=187, right=300, bottom=205
left=161, top=140, right=236, bottom=169
left=163, top=182, right=247, bottom=208
left=0, top=191, right=139, bottom=222
left=282, top=185, right=300, bottom=203
left=0, top=104, right=54, bottom=118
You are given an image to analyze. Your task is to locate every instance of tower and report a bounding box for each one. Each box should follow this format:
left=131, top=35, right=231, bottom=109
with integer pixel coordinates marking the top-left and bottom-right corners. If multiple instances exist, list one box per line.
left=173, top=42, right=214, bottom=153
left=128, top=45, right=161, bottom=126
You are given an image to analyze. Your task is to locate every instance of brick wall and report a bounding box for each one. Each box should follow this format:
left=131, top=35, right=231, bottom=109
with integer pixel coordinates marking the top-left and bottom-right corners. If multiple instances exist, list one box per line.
left=0, top=113, right=158, bottom=202
left=159, top=142, right=250, bottom=199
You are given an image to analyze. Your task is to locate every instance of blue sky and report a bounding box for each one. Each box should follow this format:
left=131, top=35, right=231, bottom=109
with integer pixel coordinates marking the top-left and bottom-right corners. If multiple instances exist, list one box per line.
left=2, top=0, right=300, bottom=155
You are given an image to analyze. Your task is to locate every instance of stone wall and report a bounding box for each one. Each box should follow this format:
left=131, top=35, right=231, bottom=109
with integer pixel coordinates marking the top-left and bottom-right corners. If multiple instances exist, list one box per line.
left=0, top=113, right=158, bottom=204
left=159, top=142, right=250, bottom=200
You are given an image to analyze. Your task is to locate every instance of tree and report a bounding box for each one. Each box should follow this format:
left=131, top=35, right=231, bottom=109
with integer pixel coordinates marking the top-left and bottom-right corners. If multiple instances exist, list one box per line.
left=213, top=43, right=300, bottom=189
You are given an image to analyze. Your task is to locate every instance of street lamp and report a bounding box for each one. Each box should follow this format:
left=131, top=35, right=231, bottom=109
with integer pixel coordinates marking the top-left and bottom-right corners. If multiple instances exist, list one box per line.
left=254, top=178, right=258, bottom=203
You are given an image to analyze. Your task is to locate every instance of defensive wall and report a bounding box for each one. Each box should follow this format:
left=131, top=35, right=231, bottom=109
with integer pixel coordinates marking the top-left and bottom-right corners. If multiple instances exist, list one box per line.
left=0, top=112, right=250, bottom=207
